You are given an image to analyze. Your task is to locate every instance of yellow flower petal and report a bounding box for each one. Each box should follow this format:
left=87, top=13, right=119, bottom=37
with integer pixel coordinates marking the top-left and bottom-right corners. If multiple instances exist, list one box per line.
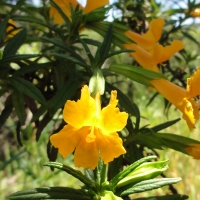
left=100, top=91, right=128, bottom=133
left=84, top=0, right=109, bottom=14
left=179, top=98, right=196, bottom=130
left=153, top=40, right=184, bottom=64
left=109, top=90, right=119, bottom=107
left=186, top=67, right=200, bottom=100
left=185, top=143, right=200, bottom=159
left=63, top=85, right=96, bottom=129
left=142, top=18, right=164, bottom=48
left=124, top=18, right=164, bottom=51
left=50, top=125, right=84, bottom=158
left=124, top=30, right=155, bottom=51
left=50, top=85, right=128, bottom=169
left=74, top=136, right=98, bottom=169
left=96, top=131, right=126, bottom=164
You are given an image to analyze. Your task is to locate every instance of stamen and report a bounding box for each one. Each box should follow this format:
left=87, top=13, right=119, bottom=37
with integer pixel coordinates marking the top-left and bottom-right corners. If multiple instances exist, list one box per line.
left=86, top=126, right=96, bottom=143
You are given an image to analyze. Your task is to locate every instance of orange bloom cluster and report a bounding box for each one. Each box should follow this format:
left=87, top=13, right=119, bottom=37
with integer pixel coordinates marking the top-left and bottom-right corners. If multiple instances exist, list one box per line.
left=123, top=18, right=184, bottom=72
left=50, top=85, right=128, bottom=169
left=123, top=18, right=200, bottom=130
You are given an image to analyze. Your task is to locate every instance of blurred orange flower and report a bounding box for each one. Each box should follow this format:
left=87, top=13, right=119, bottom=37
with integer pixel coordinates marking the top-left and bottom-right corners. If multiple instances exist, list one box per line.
left=185, top=143, right=200, bottom=159
left=189, top=8, right=200, bottom=17
left=6, top=19, right=19, bottom=38
left=123, top=18, right=184, bottom=72
left=50, top=85, right=128, bottom=169
left=50, top=0, right=109, bottom=24
left=151, top=67, right=200, bottom=130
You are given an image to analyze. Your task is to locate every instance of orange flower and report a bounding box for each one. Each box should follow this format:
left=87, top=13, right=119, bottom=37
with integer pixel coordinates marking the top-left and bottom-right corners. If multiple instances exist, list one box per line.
left=189, top=8, right=200, bottom=17
left=50, top=0, right=109, bottom=24
left=124, top=18, right=164, bottom=52
left=150, top=67, right=200, bottom=130
left=50, top=85, right=128, bottom=169
left=6, top=19, right=19, bottom=38
left=185, top=143, right=200, bottom=159
left=123, top=18, right=184, bottom=72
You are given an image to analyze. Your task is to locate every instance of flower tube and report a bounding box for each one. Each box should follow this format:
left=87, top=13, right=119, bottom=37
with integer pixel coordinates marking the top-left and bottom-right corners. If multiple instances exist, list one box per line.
left=150, top=67, right=200, bottom=130
left=50, top=85, right=128, bottom=169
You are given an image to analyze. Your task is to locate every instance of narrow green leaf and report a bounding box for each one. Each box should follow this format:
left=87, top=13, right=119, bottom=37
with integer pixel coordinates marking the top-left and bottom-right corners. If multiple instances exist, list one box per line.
left=0, top=103, right=13, bottom=129
left=106, top=82, right=140, bottom=118
left=85, top=168, right=96, bottom=183
left=13, top=62, right=51, bottom=76
left=103, top=49, right=134, bottom=61
left=81, top=38, right=101, bottom=47
left=109, top=156, right=156, bottom=189
left=0, top=15, right=9, bottom=42
left=119, top=178, right=181, bottom=196
left=98, top=24, right=113, bottom=62
left=12, top=89, right=26, bottom=125
left=48, top=79, right=78, bottom=115
left=78, top=37, right=94, bottom=65
left=8, top=187, right=91, bottom=200
left=109, top=64, right=167, bottom=86
left=41, top=37, right=86, bottom=63
left=8, top=77, right=46, bottom=105
left=0, top=151, right=27, bottom=170
left=155, top=133, right=200, bottom=156
left=151, top=118, right=181, bottom=132
left=51, top=53, right=90, bottom=69
left=31, top=105, right=47, bottom=122
left=44, top=162, right=94, bottom=190
left=12, top=16, right=60, bottom=34
left=50, top=0, right=70, bottom=27
left=182, top=31, right=200, bottom=44
left=134, top=194, right=188, bottom=200
left=0, top=54, right=39, bottom=65
left=3, top=29, right=27, bottom=57
left=133, top=132, right=167, bottom=150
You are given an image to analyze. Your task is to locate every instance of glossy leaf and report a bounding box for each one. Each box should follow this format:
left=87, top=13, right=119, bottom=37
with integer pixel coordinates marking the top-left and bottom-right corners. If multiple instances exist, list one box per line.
left=12, top=89, right=26, bottom=125
left=0, top=103, right=13, bottom=129
left=0, top=15, right=9, bottom=41
left=51, top=53, right=90, bottom=69
left=119, top=178, right=181, bottom=196
left=109, top=64, right=167, bottom=86
left=134, top=194, right=188, bottom=200
left=0, top=54, right=39, bottom=65
left=8, top=187, right=91, bottom=200
left=48, top=79, right=79, bottom=115
left=3, top=29, right=27, bottom=57
left=151, top=118, right=181, bottom=132
left=44, top=162, right=94, bottom=190
left=8, top=77, right=46, bottom=105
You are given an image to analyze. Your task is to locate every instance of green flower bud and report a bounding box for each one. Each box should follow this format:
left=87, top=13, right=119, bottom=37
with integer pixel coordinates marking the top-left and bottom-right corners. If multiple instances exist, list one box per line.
left=117, top=160, right=168, bottom=188
left=89, top=68, right=105, bottom=96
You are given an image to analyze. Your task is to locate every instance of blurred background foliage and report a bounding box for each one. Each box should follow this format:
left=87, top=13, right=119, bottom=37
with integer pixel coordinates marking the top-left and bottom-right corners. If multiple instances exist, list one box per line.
left=1, top=0, right=200, bottom=199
